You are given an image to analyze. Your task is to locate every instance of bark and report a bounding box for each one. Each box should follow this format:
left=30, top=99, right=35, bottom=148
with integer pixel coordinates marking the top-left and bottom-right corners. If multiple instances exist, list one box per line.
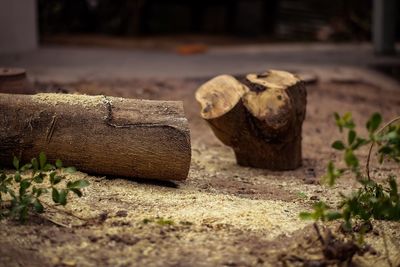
left=0, top=93, right=191, bottom=181
left=195, top=70, right=307, bottom=170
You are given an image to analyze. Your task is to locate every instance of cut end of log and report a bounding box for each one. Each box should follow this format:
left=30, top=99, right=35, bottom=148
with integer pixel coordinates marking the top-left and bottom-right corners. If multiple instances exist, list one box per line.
left=243, top=70, right=297, bottom=115
left=245, top=70, right=299, bottom=90
left=196, top=70, right=300, bottom=121
left=195, top=70, right=306, bottom=170
left=195, top=75, right=248, bottom=120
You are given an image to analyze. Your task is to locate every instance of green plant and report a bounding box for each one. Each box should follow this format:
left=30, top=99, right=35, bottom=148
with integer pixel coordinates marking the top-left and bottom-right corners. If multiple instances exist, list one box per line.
left=141, top=217, right=175, bottom=226
left=300, top=112, right=400, bottom=231
left=0, top=152, right=89, bottom=222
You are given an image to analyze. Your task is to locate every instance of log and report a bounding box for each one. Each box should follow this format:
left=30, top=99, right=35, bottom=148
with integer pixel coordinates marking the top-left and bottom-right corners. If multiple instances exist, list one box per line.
left=0, top=93, right=191, bottom=181
left=195, top=70, right=307, bottom=170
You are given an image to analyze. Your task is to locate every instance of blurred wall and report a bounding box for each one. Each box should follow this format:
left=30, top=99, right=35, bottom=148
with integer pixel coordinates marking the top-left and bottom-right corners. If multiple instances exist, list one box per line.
left=0, top=0, right=38, bottom=54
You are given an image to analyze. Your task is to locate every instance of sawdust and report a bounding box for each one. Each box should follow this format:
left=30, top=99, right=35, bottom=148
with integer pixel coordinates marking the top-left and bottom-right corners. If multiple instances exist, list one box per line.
left=32, top=93, right=104, bottom=109
left=79, top=174, right=308, bottom=236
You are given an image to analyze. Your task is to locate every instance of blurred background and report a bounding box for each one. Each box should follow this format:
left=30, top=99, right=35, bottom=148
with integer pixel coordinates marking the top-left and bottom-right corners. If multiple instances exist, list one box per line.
left=0, top=0, right=399, bottom=86
left=1, top=0, right=399, bottom=51
left=37, top=0, right=374, bottom=40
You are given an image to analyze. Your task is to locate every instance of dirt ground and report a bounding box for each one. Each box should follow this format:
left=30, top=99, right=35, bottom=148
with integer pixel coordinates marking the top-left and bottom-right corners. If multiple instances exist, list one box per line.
left=1, top=76, right=400, bottom=267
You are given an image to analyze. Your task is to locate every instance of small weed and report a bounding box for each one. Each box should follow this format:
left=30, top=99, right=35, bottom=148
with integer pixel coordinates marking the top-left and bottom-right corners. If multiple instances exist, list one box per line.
left=301, top=112, right=400, bottom=232
left=297, top=192, right=307, bottom=199
left=0, top=152, right=89, bottom=222
left=156, top=218, right=174, bottom=226
left=142, top=217, right=175, bottom=226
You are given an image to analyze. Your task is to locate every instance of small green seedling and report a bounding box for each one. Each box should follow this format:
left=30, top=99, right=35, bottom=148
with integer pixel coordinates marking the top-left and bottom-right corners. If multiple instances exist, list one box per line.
left=298, top=192, right=308, bottom=199
left=142, top=217, right=175, bottom=226
left=0, top=152, right=89, bottom=222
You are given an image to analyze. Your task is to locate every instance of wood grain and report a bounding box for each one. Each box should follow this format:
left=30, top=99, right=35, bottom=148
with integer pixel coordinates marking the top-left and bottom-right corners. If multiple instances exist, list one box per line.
left=196, top=70, right=307, bottom=170
left=0, top=93, right=191, bottom=180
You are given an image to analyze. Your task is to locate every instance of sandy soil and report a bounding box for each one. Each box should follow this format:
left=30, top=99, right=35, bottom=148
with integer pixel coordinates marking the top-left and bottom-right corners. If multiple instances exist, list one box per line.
left=1, top=77, right=400, bottom=266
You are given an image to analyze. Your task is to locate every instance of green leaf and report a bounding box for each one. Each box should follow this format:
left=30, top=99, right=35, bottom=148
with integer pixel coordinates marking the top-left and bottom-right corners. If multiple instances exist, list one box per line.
left=348, top=130, right=356, bottom=145
left=31, top=158, right=39, bottom=172
left=334, top=112, right=340, bottom=121
left=332, top=140, right=345, bottom=150
left=327, top=160, right=334, bottom=173
left=13, top=204, right=29, bottom=222
left=14, top=171, right=21, bottom=182
left=53, top=176, right=62, bottom=185
left=351, top=138, right=369, bottom=150
left=345, top=149, right=359, bottom=168
left=33, top=199, right=44, bottom=213
left=49, top=171, right=56, bottom=184
left=343, top=112, right=352, bottom=122
left=52, top=188, right=59, bottom=203
left=67, top=180, right=89, bottom=189
left=19, top=179, right=31, bottom=195
left=326, top=211, right=343, bottom=221
left=70, top=188, right=83, bottom=197
left=35, top=188, right=45, bottom=197
left=334, top=112, right=344, bottom=132
left=20, top=163, right=32, bottom=172
left=64, top=167, right=77, bottom=174
left=342, top=112, right=355, bottom=129
left=324, top=161, right=344, bottom=186
left=378, top=146, right=392, bottom=155
left=33, top=173, right=44, bottom=183
left=39, top=152, right=47, bottom=170
left=299, top=212, right=313, bottom=220
left=58, top=189, right=68, bottom=206
left=366, top=113, right=382, bottom=134
left=55, top=159, right=63, bottom=169
left=13, top=156, right=19, bottom=170
left=43, top=163, right=55, bottom=172
left=50, top=172, right=63, bottom=185
left=156, top=218, right=174, bottom=226
left=388, top=176, right=398, bottom=198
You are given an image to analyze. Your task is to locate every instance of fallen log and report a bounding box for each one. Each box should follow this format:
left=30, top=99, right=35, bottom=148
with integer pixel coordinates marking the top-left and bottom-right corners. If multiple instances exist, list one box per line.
left=0, top=93, right=191, bottom=181
left=195, top=70, right=307, bottom=170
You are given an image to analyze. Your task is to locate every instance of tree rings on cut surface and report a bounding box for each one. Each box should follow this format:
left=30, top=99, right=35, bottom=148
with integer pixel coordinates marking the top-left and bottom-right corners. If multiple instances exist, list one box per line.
left=195, top=70, right=307, bottom=170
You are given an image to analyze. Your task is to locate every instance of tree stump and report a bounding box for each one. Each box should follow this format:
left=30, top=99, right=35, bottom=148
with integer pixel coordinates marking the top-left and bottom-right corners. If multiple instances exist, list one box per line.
left=0, top=68, right=35, bottom=94
left=0, top=93, right=191, bottom=181
left=195, top=70, right=307, bottom=170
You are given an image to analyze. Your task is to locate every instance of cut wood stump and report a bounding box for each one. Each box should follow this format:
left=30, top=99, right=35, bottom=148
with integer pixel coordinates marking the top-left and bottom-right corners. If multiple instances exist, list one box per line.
left=195, top=70, right=307, bottom=170
left=0, top=93, right=191, bottom=181
left=0, top=68, right=35, bottom=94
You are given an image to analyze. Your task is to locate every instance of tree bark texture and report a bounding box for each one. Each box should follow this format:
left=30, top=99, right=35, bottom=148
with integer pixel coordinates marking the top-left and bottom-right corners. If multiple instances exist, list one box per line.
left=0, top=93, right=191, bottom=181
left=195, top=70, right=307, bottom=170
